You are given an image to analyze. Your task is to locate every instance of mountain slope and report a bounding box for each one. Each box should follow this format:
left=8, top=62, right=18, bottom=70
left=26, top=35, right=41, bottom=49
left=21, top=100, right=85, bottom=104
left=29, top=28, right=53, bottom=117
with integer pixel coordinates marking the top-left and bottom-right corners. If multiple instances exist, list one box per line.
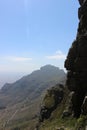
left=0, top=65, right=65, bottom=106
left=0, top=65, right=66, bottom=130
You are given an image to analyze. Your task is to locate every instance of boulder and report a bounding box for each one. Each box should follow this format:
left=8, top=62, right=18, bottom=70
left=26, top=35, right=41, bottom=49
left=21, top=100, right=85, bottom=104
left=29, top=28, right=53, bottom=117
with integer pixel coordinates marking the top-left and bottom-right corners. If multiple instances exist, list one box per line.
left=39, top=84, right=64, bottom=122
left=62, top=110, right=71, bottom=118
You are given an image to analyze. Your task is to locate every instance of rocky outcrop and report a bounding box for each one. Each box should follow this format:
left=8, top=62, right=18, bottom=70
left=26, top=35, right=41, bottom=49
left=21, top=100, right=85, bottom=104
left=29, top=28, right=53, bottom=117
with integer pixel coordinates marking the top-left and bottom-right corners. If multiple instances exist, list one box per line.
left=65, top=0, right=87, bottom=117
left=39, top=84, right=64, bottom=122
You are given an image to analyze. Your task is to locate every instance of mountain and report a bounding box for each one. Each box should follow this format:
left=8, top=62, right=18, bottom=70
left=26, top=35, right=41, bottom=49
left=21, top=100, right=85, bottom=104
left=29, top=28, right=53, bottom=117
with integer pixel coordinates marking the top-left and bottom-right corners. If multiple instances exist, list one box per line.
left=0, top=65, right=66, bottom=130
left=0, top=65, right=65, bottom=106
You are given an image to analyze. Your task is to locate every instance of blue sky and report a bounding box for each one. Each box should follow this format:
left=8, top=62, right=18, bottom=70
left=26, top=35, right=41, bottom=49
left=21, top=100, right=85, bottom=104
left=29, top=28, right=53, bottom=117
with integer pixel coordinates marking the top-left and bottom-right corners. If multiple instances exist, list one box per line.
left=0, top=0, right=79, bottom=86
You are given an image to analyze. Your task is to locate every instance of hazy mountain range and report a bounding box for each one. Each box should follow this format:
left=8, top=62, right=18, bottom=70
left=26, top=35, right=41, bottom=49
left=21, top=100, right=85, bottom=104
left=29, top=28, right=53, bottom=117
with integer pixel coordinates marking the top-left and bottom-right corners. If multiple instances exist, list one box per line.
left=0, top=65, right=66, bottom=129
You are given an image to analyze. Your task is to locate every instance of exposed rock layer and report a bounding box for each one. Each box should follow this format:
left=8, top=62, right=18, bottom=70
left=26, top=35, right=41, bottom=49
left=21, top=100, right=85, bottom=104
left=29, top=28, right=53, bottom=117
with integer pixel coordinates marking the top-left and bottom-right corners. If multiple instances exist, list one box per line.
left=65, top=0, right=87, bottom=117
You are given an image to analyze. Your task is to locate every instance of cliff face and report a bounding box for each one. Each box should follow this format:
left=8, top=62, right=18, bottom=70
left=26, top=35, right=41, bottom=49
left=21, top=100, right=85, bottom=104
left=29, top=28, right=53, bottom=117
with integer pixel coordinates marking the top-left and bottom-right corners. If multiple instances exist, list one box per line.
left=65, top=0, right=87, bottom=117
left=37, top=1, right=87, bottom=129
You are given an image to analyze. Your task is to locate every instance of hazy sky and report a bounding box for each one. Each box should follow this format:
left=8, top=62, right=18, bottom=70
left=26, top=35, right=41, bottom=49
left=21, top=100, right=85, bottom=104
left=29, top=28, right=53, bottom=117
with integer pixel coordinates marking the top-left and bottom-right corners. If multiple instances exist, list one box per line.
left=0, top=0, right=79, bottom=86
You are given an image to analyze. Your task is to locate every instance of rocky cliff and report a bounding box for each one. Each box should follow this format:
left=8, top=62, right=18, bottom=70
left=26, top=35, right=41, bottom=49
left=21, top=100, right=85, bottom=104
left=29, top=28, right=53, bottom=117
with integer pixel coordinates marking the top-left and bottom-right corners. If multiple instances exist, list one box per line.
left=37, top=1, right=87, bottom=130
left=39, top=84, right=64, bottom=122
left=65, top=0, right=87, bottom=117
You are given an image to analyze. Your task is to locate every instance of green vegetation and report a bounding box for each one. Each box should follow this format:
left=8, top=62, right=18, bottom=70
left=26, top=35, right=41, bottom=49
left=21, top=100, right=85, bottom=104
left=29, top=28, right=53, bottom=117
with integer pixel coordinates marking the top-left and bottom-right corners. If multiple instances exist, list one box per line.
left=40, top=111, right=86, bottom=130
left=39, top=87, right=87, bottom=130
left=75, top=115, right=87, bottom=130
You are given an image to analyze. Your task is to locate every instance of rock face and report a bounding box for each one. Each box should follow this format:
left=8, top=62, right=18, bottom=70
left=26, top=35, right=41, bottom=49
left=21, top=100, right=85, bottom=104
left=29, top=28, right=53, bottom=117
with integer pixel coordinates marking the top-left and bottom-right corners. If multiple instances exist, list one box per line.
left=39, top=84, right=64, bottom=122
left=65, top=0, right=87, bottom=117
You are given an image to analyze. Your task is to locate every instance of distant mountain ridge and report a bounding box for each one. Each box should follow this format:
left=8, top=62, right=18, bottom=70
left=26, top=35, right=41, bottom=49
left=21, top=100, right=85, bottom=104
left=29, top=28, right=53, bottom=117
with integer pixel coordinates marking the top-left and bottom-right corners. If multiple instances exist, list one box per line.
left=0, top=65, right=66, bottom=129
left=0, top=65, right=65, bottom=105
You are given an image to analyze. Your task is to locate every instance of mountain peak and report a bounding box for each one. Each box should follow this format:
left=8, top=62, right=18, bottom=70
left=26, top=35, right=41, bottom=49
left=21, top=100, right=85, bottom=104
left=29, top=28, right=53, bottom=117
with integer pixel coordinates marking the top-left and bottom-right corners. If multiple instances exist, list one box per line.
left=40, top=64, right=59, bottom=70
